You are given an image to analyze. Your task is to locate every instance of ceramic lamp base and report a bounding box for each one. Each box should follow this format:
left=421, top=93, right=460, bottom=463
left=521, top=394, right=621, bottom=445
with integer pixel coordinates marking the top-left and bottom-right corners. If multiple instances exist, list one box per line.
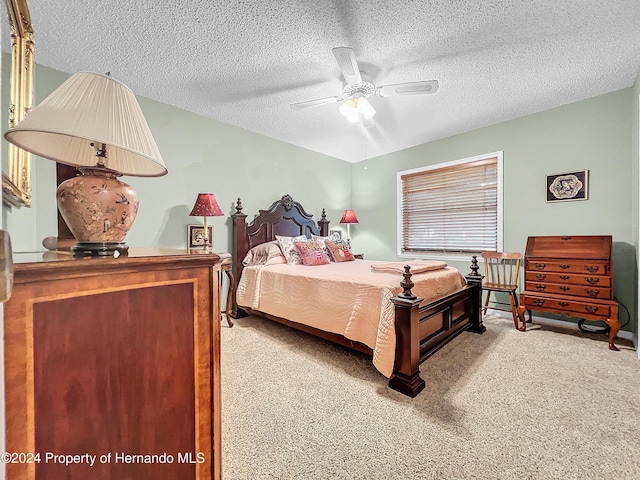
left=71, top=242, right=129, bottom=257
left=57, top=167, right=139, bottom=252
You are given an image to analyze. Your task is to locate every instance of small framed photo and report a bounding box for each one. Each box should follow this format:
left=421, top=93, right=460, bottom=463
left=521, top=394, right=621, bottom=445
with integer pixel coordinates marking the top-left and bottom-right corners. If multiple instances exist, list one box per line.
left=188, top=224, right=213, bottom=249
left=329, top=228, right=342, bottom=240
left=546, top=170, right=589, bottom=202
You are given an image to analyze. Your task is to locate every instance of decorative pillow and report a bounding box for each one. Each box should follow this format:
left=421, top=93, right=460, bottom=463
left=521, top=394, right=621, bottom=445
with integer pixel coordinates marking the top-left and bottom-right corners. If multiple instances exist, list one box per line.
left=311, top=232, right=342, bottom=259
left=293, top=240, right=330, bottom=266
left=242, top=240, right=286, bottom=266
left=325, top=240, right=355, bottom=262
left=276, top=235, right=307, bottom=265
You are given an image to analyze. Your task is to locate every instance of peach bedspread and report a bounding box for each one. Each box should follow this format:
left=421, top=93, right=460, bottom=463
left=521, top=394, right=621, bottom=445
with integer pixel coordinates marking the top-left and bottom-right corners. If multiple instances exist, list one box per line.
left=236, top=260, right=466, bottom=377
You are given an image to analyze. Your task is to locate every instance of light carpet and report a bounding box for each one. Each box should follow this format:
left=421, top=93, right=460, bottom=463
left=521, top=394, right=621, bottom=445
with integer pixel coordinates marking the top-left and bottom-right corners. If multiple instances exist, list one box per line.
left=221, top=315, right=639, bottom=480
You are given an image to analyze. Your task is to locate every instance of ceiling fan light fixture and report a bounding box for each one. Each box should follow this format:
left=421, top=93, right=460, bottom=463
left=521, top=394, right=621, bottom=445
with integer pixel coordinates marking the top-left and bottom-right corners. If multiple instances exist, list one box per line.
left=339, top=97, right=376, bottom=123
left=358, top=98, right=376, bottom=120
left=339, top=99, right=360, bottom=123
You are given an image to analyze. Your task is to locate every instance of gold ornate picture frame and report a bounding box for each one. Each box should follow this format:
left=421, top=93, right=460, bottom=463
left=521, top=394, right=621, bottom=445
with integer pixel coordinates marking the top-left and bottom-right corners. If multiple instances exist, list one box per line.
left=2, top=0, right=33, bottom=208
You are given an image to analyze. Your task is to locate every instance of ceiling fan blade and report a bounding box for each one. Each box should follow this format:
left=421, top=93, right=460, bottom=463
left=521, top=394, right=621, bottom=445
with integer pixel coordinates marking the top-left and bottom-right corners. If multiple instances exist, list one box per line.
left=376, top=80, right=439, bottom=97
left=332, top=47, right=362, bottom=85
left=290, top=96, right=342, bottom=110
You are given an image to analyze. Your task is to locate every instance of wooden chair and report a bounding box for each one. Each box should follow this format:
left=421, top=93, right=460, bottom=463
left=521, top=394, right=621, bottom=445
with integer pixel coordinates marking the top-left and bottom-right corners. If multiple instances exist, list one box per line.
left=480, top=252, right=526, bottom=331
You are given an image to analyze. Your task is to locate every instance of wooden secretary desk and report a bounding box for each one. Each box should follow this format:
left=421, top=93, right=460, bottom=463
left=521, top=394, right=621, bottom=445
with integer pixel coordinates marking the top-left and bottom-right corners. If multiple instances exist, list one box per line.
left=4, top=249, right=222, bottom=480
left=518, top=235, right=619, bottom=351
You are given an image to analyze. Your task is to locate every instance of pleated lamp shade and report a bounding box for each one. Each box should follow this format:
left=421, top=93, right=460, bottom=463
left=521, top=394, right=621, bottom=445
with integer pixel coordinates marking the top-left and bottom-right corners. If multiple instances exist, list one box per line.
left=4, top=71, right=167, bottom=176
left=3, top=71, right=167, bottom=257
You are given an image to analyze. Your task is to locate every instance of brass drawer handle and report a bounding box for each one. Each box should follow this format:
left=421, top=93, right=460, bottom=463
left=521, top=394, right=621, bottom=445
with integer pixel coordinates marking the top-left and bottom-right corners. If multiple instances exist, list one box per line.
left=558, top=302, right=569, bottom=307
left=584, top=305, right=599, bottom=314
left=535, top=273, right=546, bottom=281
left=534, top=263, right=546, bottom=270
left=535, top=284, right=546, bottom=291
left=559, top=286, right=570, bottom=291
left=584, top=265, right=600, bottom=273
left=585, top=277, right=600, bottom=285
left=585, top=289, right=600, bottom=297
left=559, top=264, right=570, bottom=269
left=533, top=299, right=545, bottom=307
left=559, top=275, right=570, bottom=280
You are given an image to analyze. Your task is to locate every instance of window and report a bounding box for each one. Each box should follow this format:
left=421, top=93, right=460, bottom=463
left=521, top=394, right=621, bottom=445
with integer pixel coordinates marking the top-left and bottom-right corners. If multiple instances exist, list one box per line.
left=397, top=152, right=503, bottom=259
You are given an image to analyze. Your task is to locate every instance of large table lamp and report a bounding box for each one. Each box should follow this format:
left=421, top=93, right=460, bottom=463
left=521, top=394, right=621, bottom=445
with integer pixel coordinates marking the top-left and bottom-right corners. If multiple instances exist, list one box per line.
left=4, top=72, right=167, bottom=257
left=189, top=193, right=223, bottom=251
left=340, top=209, right=359, bottom=246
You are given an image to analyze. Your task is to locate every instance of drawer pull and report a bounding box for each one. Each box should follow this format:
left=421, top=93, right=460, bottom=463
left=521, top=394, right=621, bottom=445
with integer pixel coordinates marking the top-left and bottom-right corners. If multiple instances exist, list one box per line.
left=584, top=305, right=599, bottom=314
left=585, top=277, right=600, bottom=285
left=559, top=275, right=570, bottom=280
left=534, top=263, right=546, bottom=270
left=559, top=264, right=570, bottom=270
left=561, top=236, right=571, bottom=240
left=534, top=284, right=546, bottom=291
left=585, top=289, right=600, bottom=297
left=535, top=273, right=546, bottom=280
left=533, top=299, right=545, bottom=307
left=558, top=302, right=569, bottom=307
left=559, top=286, right=570, bottom=291
left=584, top=265, right=599, bottom=273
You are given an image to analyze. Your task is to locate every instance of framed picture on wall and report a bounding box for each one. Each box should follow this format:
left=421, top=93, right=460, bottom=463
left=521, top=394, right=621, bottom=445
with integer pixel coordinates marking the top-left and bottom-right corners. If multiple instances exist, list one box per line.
left=545, top=170, right=589, bottom=202
left=329, top=228, right=342, bottom=240
left=188, top=224, right=213, bottom=249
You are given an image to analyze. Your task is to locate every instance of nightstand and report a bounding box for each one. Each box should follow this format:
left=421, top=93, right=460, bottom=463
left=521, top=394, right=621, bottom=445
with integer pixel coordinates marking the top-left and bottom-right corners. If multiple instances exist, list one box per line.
left=353, top=253, right=364, bottom=259
left=218, top=253, right=234, bottom=327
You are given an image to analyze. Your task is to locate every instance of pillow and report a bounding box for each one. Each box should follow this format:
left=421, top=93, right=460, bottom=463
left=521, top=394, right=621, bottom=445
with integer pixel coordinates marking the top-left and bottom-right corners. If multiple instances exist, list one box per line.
left=276, top=235, right=307, bottom=265
left=293, top=240, right=330, bottom=266
left=242, top=240, right=286, bottom=266
left=325, top=240, right=355, bottom=262
left=264, top=254, right=287, bottom=266
left=311, top=232, right=342, bottom=259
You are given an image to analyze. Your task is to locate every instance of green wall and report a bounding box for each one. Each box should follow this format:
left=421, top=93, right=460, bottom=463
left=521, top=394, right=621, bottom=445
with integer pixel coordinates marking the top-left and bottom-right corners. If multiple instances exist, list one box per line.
left=351, top=89, right=636, bottom=332
left=2, top=58, right=637, bottom=334
left=1, top=58, right=351, bottom=255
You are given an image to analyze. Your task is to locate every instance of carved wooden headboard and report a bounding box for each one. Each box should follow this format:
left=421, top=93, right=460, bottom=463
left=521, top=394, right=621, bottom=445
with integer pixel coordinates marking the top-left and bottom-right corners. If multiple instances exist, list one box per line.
left=231, top=194, right=329, bottom=292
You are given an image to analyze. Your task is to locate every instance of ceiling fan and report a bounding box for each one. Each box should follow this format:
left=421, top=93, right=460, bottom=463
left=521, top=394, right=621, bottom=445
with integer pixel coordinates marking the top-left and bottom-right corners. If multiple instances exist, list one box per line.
left=290, top=47, right=439, bottom=126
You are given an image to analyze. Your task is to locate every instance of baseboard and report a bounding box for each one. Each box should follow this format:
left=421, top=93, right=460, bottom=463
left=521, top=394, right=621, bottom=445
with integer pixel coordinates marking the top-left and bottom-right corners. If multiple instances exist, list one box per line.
left=486, top=309, right=637, bottom=345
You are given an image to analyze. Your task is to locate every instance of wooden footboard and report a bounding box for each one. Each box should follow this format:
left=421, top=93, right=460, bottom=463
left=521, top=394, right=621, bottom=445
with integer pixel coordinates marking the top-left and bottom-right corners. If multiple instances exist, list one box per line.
left=388, top=258, right=485, bottom=397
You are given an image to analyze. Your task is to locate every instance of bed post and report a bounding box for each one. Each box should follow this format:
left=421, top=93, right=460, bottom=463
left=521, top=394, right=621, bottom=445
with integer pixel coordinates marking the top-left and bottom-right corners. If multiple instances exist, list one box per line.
left=318, top=208, right=329, bottom=236
left=465, top=255, right=485, bottom=334
left=389, top=266, right=425, bottom=398
left=231, top=198, right=249, bottom=319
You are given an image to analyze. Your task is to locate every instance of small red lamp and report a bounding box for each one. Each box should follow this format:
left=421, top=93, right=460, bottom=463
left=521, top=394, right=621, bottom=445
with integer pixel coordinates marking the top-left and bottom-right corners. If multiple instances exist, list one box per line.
left=339, top=209, right=359, bottom=246
left=189, top=193, right=224, bottom=251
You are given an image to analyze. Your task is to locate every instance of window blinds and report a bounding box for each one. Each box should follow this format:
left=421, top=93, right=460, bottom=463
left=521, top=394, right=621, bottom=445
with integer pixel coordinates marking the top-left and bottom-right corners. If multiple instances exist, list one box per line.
left=400, top=158, right=498, bottom=254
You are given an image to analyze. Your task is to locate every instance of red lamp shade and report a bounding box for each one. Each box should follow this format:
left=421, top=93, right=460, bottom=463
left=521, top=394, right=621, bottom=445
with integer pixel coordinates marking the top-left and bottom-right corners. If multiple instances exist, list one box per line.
left=340, top=209, right=359, bottom=224
left=189, top=193, right=224, bottom=217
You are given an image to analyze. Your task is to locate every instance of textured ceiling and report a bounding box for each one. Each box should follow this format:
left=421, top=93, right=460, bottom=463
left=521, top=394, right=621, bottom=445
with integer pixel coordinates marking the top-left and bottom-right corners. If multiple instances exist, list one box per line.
left=5, top=1, right=640, bottom=163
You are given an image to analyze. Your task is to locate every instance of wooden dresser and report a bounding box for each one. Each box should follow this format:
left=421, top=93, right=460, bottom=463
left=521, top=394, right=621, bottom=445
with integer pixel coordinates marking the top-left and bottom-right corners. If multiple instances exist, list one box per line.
left=4, top=249, right=222, bottom=480
left=518, top=235, right=619, bottom=350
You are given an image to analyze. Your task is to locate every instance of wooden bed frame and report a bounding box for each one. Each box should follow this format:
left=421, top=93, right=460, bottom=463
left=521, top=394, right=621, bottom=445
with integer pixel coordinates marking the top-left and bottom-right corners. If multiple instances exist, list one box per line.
left=231, top=194, right=485, bottom=397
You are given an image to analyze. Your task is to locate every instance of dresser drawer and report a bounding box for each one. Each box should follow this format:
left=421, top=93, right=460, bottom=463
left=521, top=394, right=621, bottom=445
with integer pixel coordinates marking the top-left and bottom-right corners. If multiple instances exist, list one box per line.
left=524, top=282, right=612, bottom=300
left=526, top=259, right=608, bottom=275
left=525, top=271, right=611, bottom=287
left=521, top=294, right=612, bottom=319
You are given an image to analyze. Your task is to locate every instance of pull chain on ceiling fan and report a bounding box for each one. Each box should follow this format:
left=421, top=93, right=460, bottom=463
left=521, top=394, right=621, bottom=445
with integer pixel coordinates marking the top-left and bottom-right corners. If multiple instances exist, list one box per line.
left=290, top=47, right=439, bottom=126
